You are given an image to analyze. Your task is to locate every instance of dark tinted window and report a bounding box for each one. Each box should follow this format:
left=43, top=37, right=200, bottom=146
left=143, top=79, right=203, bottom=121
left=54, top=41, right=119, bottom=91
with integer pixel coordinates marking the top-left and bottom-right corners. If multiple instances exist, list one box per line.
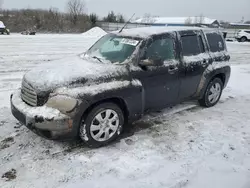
left=245, top=31, right=250, bottom=34
left=181, top=35, right=203, bottom=56
left=206, top=33, right=225, bottom=52
left=145, top=37, right=175, bottom=61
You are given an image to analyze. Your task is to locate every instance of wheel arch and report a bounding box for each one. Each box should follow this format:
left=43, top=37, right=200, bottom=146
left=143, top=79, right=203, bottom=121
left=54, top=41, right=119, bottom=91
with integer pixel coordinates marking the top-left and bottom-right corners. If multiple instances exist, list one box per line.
left=240, top=36, right=248, bottom=41
left=82, top=97, right=129, bottom=123
left=212, top=73, right=226, bottom=86
left=196, top=69, right=228, bottom=99
left=71, top=96, right=130, bottom=139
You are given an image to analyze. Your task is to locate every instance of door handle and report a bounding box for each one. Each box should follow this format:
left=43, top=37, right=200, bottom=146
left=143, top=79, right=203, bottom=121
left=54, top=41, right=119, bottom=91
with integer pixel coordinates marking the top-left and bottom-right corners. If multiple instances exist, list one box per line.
left=201, top=59, right=208, bottom=67
left=168, top=65, right=178, bottom=74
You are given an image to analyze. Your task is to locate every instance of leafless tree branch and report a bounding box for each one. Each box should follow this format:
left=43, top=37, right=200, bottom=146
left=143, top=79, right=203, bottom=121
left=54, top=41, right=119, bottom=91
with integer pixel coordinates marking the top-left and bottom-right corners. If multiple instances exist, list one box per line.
left=67, top=0, right=86, bottom=25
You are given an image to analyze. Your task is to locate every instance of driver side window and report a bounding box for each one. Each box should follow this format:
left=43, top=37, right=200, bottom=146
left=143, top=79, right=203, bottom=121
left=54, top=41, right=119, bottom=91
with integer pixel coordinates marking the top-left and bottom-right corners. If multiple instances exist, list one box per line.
left=144, top=37, right=175, bottom=61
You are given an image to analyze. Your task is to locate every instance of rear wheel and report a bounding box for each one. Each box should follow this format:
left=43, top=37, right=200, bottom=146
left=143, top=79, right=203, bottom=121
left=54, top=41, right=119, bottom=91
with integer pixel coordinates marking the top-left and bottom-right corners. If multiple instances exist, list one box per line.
left=240, top=36, right=247, bottom=42
left=79, top=103, right=124, bottom=148
left=199, top=78, right=223, bottom=107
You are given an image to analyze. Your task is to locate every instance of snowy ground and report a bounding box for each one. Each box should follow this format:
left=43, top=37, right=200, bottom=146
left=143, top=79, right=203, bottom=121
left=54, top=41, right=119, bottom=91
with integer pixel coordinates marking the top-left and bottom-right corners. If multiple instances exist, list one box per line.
left=0, top=33, right=250, bottom=188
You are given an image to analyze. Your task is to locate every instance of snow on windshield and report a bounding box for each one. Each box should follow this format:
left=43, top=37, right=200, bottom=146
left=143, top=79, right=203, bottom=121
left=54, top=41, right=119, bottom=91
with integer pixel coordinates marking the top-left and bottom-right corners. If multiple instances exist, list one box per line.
left=86, top=34, right=140, bottom=64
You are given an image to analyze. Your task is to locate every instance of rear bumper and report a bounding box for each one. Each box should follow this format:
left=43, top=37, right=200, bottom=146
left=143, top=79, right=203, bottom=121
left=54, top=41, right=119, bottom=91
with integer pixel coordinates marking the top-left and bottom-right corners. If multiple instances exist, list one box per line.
left=10, top=90, right=75, bottom=139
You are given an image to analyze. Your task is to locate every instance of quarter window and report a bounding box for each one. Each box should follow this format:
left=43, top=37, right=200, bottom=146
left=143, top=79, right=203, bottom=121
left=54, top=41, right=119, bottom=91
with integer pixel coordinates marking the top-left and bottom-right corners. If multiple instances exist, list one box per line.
left=181, top=35, right=204, bottom=56
left=206, top=33, right=225, bottom=52
left=144, top=37, right=175, bottom=61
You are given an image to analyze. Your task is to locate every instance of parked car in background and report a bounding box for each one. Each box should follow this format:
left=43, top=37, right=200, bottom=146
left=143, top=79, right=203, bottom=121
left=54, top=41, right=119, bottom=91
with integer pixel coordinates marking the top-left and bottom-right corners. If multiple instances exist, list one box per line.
left=0, top=21, right=10, bottom=35
left=21, top=30, right=36, bottom=35
left=11, top=27, right=230, bottom=148
left=235, top=30, right=250, bottom=42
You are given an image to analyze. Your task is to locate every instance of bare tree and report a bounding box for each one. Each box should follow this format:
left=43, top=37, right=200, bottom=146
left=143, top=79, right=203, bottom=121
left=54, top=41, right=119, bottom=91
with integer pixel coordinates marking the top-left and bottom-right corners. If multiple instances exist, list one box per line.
left=185, top=17, right=192, bottom=25
left=142, top=13, right=155, bottom=23
left=67, top=0, right=85, bottom=25
left=117, top=14, right=125, bottom=23
left=241, top=16, right=244, bottom=23
left=89, top=13, right=98, bottom=26
left=198, top=14, right=204, bottom=24
left=194, top=16, right=198, bottom=24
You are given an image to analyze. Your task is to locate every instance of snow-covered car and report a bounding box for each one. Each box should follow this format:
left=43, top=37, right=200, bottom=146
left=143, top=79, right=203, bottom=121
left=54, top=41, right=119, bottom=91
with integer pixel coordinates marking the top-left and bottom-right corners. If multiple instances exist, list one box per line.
left=21, top=30, right=36, bottom=35
left=10, top=27, right=231, bottom=147
left=235, top=30, right=250, bottom=42
left=0, top=21, right=10, bottom=35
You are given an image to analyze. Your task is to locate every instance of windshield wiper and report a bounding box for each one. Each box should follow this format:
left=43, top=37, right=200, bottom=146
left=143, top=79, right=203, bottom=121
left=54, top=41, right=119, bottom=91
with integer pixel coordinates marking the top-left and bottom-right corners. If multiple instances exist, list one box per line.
left=92, top=56, right=103, bottom=63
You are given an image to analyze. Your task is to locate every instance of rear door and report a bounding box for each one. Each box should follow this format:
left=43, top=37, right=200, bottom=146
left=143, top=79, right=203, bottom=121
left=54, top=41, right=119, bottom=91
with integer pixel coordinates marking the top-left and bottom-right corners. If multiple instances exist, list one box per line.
left=131, top=33, right=181, bottom=111
left=178, top=30, right=212, bottom=100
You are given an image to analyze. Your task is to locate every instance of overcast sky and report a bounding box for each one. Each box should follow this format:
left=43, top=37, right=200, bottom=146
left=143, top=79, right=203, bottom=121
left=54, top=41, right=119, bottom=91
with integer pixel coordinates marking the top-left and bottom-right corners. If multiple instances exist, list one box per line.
left=2, top=0, right=250, bottom=22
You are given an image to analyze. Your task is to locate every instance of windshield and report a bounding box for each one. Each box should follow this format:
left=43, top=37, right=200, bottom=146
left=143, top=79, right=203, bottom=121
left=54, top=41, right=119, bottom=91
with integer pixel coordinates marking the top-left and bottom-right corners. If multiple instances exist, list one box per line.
left=86, top=34, right=141, bottom=64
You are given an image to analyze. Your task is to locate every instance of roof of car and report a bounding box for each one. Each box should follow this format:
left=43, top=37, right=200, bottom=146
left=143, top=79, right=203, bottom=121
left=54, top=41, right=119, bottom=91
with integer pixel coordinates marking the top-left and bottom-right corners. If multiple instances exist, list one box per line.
left=0, top=21, right=5, bottom=28
left=113, top=26, right=205, bottom=38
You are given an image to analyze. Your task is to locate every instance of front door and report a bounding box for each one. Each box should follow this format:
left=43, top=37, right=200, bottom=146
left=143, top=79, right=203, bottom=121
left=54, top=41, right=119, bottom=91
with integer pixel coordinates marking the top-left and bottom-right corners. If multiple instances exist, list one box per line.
left=131, top=33, right=181, bottom=111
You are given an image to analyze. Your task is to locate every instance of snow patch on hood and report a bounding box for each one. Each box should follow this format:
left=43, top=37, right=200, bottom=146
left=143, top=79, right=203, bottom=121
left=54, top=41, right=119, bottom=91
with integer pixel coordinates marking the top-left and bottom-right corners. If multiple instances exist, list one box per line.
left=54, top=79, right=142, bottom=97
left=23, top=55, right=128, bottom=93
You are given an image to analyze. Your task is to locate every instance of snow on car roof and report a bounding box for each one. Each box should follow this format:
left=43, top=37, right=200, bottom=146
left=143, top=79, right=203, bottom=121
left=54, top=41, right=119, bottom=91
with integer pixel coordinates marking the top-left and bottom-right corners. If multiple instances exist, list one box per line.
left=114, top=26, right=203, bottom=38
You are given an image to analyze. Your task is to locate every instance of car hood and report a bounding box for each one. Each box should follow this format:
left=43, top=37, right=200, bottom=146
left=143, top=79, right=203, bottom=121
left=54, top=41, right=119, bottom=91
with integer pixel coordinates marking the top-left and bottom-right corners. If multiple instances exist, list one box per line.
left=23, top=55, right=128, bottom=93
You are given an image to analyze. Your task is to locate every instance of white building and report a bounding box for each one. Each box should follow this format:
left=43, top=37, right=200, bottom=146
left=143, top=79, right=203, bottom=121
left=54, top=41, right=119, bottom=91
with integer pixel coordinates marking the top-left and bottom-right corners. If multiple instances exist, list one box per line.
left=132, top=16, right=220, bottom=27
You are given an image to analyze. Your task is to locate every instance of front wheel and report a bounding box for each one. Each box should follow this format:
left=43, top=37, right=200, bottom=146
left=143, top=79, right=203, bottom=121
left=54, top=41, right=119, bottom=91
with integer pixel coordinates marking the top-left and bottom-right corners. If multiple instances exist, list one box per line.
left=79, top=102, right=124, bottom=148
left=199, top=78, right=223, bottom=107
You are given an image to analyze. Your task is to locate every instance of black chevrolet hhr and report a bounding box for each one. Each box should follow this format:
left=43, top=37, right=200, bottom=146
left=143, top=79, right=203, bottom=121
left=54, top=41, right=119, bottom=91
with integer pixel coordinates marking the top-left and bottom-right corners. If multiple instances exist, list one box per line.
left=11, top=27, right=230, bottom=147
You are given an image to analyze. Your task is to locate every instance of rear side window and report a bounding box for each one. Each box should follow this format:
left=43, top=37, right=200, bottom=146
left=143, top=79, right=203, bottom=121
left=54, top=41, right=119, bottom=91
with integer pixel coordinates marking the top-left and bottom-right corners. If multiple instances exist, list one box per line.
left=206, top=33, right=225, bottom=52
left=181, top=35, right=204, bottom=56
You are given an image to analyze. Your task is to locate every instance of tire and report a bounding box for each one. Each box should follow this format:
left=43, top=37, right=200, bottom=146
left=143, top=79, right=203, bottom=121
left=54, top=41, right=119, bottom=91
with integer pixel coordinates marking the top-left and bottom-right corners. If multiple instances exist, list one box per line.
left=5, top=29, right=10, bottom=35
left=199, top=78, right=223, bottom=107
left=79, top=102, right=124, bottom=148
left=240, top=37, right=247, bottom=42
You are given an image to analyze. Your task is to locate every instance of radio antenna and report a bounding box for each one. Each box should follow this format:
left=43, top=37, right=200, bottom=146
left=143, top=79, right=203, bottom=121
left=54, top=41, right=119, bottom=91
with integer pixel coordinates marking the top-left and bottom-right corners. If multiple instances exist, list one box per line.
left=119, top=13, right=135, bottom=33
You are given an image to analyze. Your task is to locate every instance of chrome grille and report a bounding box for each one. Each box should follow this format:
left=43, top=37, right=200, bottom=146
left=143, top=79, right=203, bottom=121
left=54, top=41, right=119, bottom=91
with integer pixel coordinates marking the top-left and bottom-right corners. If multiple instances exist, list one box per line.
left=21, top=80, right=37, bottom=106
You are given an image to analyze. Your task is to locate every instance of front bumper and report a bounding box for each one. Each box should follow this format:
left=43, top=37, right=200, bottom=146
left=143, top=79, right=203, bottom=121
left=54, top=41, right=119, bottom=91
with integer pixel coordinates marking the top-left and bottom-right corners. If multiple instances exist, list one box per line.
left=10, top=90, right=74, bottom=139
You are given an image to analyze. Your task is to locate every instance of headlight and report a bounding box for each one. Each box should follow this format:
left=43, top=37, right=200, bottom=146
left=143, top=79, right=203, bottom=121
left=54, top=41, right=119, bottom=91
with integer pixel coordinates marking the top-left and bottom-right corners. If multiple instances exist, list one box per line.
left=46, top=95, right=78, bottom=114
